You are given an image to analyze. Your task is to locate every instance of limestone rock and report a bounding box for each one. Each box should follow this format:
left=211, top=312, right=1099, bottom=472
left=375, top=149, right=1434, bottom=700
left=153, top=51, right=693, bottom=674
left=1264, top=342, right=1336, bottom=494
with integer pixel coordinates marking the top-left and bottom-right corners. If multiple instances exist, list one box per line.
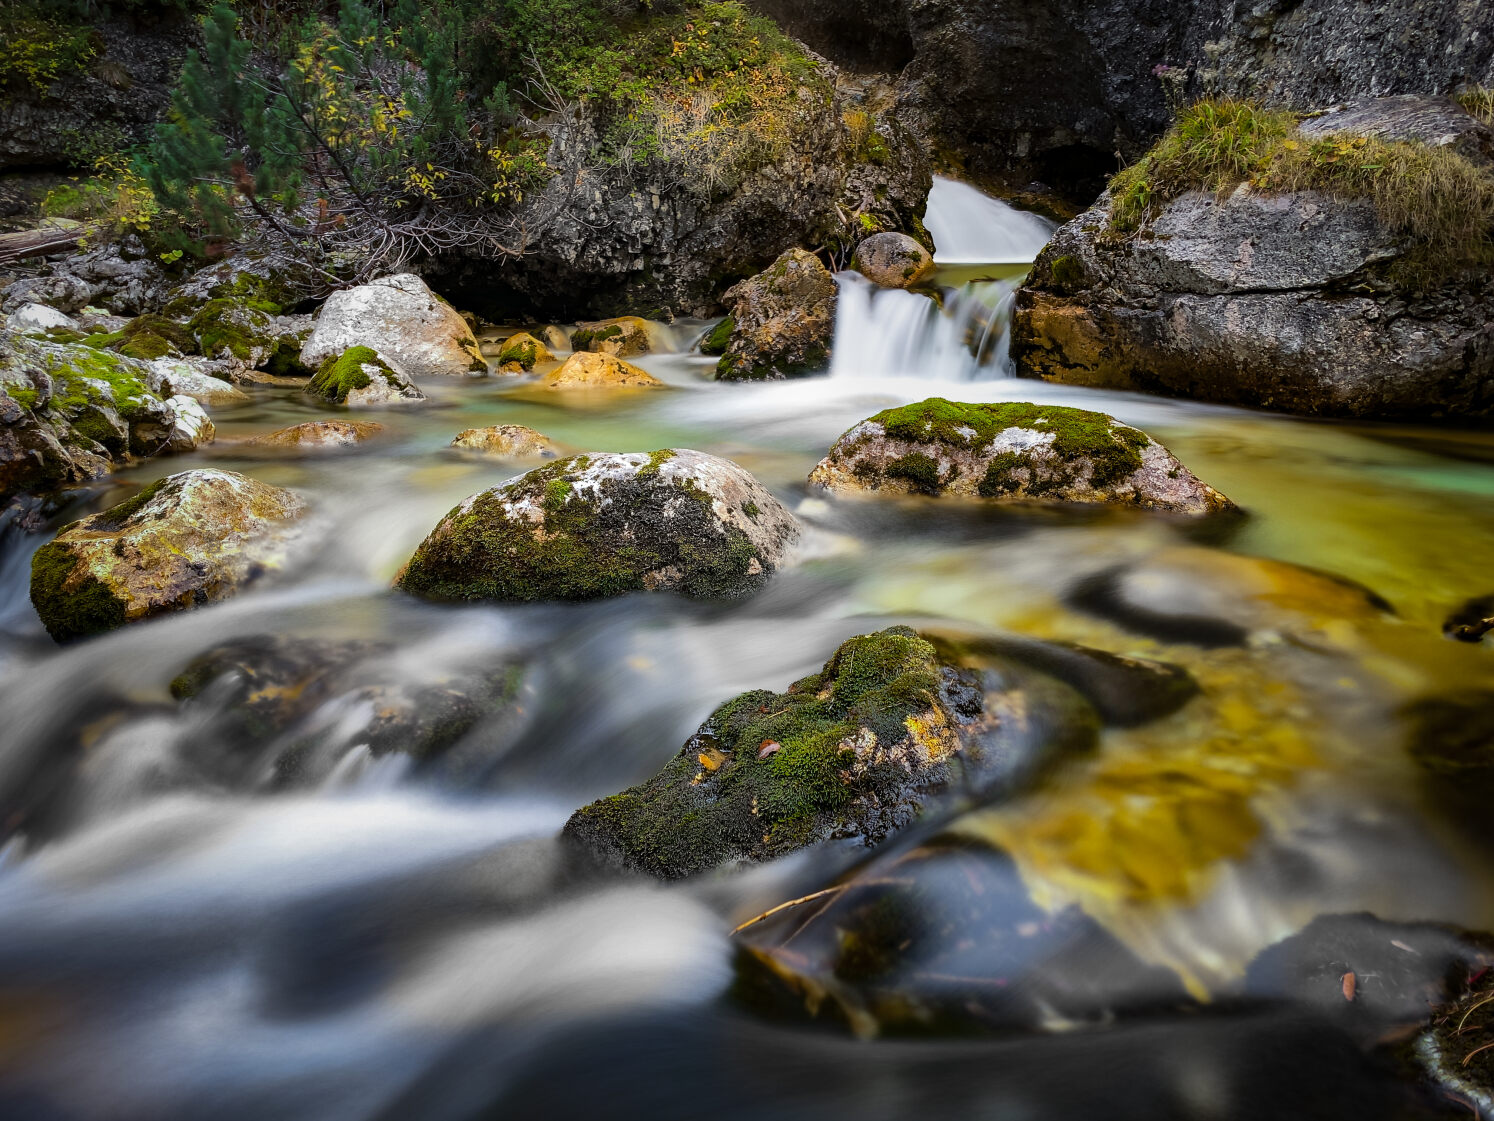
left=164, top=395, right=215, bottom=453
left=450, top=424, right=560, bottom=459
left=300, top=274, right=485, bottom=378
left=851, top=231, right=936, bottom=289
left=29, top=469, right=308, bottom=642
left=715, top=249, right=837, bottom=381
left=0, top=273, right=93, bottom=315
left=809, top=398, right=1234, bottom=515
left=305, top=347, right=426, bottom=407
left=541, top=351, right=662, bottom=390
left=149, top=357, right=252, bottom=407
left=571, top=316, right=652, bottom=358
left=7, top=303, right=77, bottom=334
left=243, top=420, right=384, bottom=453
left=396, top=449, right=799, bottom=604
left=495, top=331, right=554, bottom=372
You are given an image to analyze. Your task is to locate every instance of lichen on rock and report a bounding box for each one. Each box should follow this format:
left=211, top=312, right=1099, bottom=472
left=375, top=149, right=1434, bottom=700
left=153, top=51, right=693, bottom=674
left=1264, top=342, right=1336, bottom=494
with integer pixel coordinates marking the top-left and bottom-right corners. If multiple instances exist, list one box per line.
left=29, top=468, right=308, bottom=642
left=809, top=397, right=1235, bottom=515
left=714, top=249, right=836, bottom=381
left=570, top=317, right=652, bottom=358
left=396, top=449, right=798, bottom=604
left=305, top=346, right=426, bottom=407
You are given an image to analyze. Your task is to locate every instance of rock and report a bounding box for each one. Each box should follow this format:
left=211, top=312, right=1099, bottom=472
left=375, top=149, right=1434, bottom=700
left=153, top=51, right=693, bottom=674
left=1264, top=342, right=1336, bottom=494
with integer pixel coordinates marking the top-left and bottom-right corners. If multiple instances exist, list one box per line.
left=6, top=303, right=77, bottom=333
left=53, top=236, right=172, bottom=316
left=734, top=835, right=1190, bottom=1036
left=449, top=424, right=560, bottom=459
left=540, top=351, right=662, bottom=390
left=304, top=346, right=426, bottom=407
left=396, top=449, right=799, bottom=604
left=164, top=395, right=214, bottom=453
left=851, top=231, right=935, bottom=289
left=1444, top=595, right=1494, bottom=643
left=571, top=317, right=652, bottom=358
left=1012, top=99, right=1494, bottom=420
left=563, top=626, right=1099, bottom=880
left=1, top=273, right=93, bottom=315
left=243, top=420, right=384, bottom=453
left=300, top=274, right=486, bottom=378
left=89, top=312, right=200, bottom=362
left=188, top=299, right=279, bottom=368
left=29, top=469, right=307, bottom=642
left=494, top=331, right=554, bottom=372
left=1415, top=953, right=1494, bottom=1114
left=148, top=357, right=252, bottom=407
left=714, top=249, right=837, bottom=381
left=1298, top=95, right=1494, bottom=165
left=808, top=398, right=1235, bottom=515
left=537, top=325, right=571, bottom=353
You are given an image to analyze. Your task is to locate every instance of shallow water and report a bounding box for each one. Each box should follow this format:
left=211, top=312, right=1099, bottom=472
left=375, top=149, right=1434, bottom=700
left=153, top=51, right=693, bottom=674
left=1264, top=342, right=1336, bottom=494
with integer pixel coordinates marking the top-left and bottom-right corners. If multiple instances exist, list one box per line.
left=2, top=191, right=1494, bottom=1120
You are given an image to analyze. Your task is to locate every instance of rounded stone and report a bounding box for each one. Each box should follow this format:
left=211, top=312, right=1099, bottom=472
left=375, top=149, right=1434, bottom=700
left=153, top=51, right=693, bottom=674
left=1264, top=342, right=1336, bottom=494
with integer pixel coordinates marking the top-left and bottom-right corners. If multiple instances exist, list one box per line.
left=450, top=425, right=560, bottom=459
left=571, top=316, right=652, bottom=357
left=495, top=332, right=554, bottom=372
left=300, top=273, right=486, bottom=378
left=541, top=351, right=663, bottom=390
left=244, top=420, right=385, bottom=453
left=851, top=231, right=936, bottom=290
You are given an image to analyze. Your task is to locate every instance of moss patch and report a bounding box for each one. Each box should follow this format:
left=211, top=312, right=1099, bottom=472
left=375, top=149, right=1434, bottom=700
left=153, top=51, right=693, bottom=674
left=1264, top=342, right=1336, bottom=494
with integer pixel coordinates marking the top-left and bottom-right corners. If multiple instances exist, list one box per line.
left=700, top=316, right=735, bottom=356
left=306, top=346, right=388, bottom=402
left=188, top=299, right=275, bottom=362
left=564, top=627, right=965, bottom=878
left=30, top=538, right=128, bottom=643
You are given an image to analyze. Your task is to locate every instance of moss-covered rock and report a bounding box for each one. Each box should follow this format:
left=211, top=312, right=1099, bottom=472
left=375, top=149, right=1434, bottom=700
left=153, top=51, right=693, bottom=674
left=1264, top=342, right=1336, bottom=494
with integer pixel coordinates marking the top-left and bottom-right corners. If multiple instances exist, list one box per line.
left=188, top=299, right=278, bottom=367
left=300, top=273, right=486, bottom=378
left=449, top=424, right=560, bottom=459
left=851, top=231, right=936, bottom=290
left=563, top=627, right=1034, bottom=880
left=148, top=357, right=252, bottom=407
left=495, top=331, right=554, bottom=372
left=699, top=316, right=735, bottom=356
left=540, top=351, right=663, bottom=389
left=242, top=420, right=385, bottom=454
left=305, top=346, right=426, bottom=407
left=396, top=449, right=799, bottom=604
left=809, top=397, right=1235, bottom=515
left=571, top=316, right=652, bottom=358
left=715, top=249, right=836, bottom=381
left=29, top=469, right=308, bottom=642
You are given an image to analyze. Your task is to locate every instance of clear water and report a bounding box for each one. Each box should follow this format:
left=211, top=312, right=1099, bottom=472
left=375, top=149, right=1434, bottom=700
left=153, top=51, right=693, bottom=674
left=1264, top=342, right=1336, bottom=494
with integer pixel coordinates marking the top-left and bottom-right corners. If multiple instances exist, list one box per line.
left=0, top=187, right=1493, bottom=1121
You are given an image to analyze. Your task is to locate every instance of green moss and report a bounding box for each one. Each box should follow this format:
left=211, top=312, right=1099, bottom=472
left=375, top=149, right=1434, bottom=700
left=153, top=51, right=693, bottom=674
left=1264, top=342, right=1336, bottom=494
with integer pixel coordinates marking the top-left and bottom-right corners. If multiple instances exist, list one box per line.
left=1050, top=254, right=1085, bottom=293
left=863, top=398, right=1149, bottom=490
left=118, top=333, right=176, bottom=361
left=306, top=346, right=383, bottom=402
left=7, top=387, right=38, bottom=410
left=637, top=448, right=677, bottom=477
left=700, top=316, right=735, bottom=356
left=564, top=627, right=954, bottom=879
left=188, top=299, right=273, bottom=362
left=90, top=477, right=166, bottom=531
left=30, top=539, right=127, bottom=643
left=498, top=333, right=545, bottom=369
left=741, top=501, right=760, bottom=520
left=543, top=477, right=573, bottom=512
left=884, top=452, right=944, bottom=495
left=571, top=323, right=624, bottom=351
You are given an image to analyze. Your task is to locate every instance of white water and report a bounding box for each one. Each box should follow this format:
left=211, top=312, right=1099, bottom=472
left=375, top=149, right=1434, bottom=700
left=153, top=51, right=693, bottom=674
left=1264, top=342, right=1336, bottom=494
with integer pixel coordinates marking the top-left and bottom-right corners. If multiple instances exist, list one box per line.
left=924, top=175, right=1057, bottom=264
left=828, top=272, right=1016, bottom=381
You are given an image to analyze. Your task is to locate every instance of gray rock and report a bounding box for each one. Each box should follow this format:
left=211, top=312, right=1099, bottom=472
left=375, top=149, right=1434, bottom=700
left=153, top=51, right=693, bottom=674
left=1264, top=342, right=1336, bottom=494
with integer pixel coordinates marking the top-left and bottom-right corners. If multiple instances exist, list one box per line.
left=715, top=249, right=837, bottom=381
left=450, top=425, right=560, bottom=458
left=6, top=303, right=77, bottom=333
left=1299, top=95, right=1494, bottom=166
left=1, top=273, right=94, bottom=315
left=301, top=274, right=486, bottom=378
left=851, top=230, right=936, bottom=289
left=148, top=357, right=252, bottom=407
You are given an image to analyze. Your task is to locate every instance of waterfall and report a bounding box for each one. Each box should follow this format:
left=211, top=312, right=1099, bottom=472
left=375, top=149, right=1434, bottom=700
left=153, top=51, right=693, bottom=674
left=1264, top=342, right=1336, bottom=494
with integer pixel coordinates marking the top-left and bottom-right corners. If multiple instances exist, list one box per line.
left=924, top=176, right=1057, bottom=264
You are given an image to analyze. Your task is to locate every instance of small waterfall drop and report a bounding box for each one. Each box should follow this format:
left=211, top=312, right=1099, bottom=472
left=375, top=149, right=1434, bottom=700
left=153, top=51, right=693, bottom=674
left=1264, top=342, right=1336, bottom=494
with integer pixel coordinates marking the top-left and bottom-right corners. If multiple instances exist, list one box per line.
left=924, top=176, right=1057, bottom=264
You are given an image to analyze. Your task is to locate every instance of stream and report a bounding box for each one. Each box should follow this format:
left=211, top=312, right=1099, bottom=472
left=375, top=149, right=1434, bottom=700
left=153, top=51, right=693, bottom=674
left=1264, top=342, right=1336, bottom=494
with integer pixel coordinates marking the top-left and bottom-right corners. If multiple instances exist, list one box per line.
left=2, top=179, right=1494, bottom=1119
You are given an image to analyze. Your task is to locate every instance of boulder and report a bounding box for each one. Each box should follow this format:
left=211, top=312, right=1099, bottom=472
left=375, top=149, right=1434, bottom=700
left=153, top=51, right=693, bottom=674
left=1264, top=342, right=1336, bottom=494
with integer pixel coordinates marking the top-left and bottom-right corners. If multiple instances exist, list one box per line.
left=164, top=395, right=214, bottom=453
left=149, top=357, right=252, bottom=407
left=29, top=469, right=307, bottom=642
left=1298, top=95, right=1494, bottom=165
left=188, top=299, right=279, bottom=369
left=0, top=273, right=93, bottom=315
left=851, top=231, right=935, bottom=289
left=396, top=449, right=799, bottom=604
left=571, top=317, right=652, bottom=358
left=808, top=398, right=1234, bottom=515
left=243, top=420, right=384, bottom=453
left=540, top=351, right=662, bottom=390
left=714, top=249, right=837, bottom=381
left=304, top=347, right=426, bottom=407
left=563, top=626, right=1098, bottom=879
left=537, top=325, right=571, bottom=353
left=300, top=274, right=486, bottom=378
left=6, top=303, right=76, bottom=334
left=449, top=424, right=560, bottom=459
left=495, top=331, right=554, bottom=372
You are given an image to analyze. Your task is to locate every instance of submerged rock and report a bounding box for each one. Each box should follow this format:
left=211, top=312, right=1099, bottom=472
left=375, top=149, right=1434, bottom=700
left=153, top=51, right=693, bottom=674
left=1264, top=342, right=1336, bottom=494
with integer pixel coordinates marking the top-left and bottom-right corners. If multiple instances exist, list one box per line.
left=563, top=627, right=1099, bottom=880
left=449, top=424, right=559, bottom=459
left=809, top=398, right=1234, bottom=515
left=243, top=420, right=384, bottom=453
left=851, top=232, right=936, bottom=290
left=495, top=332, right=554, bottom=372
left=305, top=346, right=426, bottom=407
left=397, top=449, right=798, bottom=604
left=29, top=469, right=307, bottom=642
left=715, top=249, right=837, bottom=381
left=540, top=351, right=662, bottom=390
left=1404, top=690, right=1494, bottom=844
left=300, top=274, right=486, bottom=378
left=571, top=317, right=651, bottom=358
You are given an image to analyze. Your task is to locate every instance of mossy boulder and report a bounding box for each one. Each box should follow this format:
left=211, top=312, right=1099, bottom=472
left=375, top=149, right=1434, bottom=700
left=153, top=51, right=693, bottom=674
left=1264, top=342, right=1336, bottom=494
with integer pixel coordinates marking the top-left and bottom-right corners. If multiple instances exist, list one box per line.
left=188, top=300, right=278, bottom=367
left=809, top=398, right=1235, bottom=515
left=305, top=346, right=426, bottom=407
left=571, top=316, right=652, bottom=358
left=29, top=469, right=308, bottom=642
left=449, top=424, right=560, bottom=459
left=851, top=231, right=936, bottom=290
left=396, top=449, right=799, bottom=604
left=7, top=304, right=77, bottom=334
left=699, top=316, right=734, bottom=356
left=242, top=420, right=385, bottom=454
left=300, top=273, right=486, bottom=378
left=541, top=351, right=663, bottom=390
left=564, top=627, right=1032, bottom=880
left=715, top=249, right=837, bottom=381
left=495, top=331, right=554, bottom=372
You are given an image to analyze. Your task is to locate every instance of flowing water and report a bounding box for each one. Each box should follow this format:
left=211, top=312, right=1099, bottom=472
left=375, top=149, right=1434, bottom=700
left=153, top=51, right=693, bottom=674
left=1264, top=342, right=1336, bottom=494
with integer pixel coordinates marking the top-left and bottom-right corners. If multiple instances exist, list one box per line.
left=2, top=181, right=1494, bottom=1120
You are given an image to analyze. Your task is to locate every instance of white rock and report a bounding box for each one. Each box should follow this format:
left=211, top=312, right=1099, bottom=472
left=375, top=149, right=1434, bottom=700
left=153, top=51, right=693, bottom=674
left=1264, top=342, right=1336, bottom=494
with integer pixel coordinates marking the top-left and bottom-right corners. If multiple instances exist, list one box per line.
left=165, top=395, right=216, bottom=452
left=6, top=303, right=77, bottom=333
left=149, top=357, right=252, bottom=407
left=300, top=274, right=485, bottom=379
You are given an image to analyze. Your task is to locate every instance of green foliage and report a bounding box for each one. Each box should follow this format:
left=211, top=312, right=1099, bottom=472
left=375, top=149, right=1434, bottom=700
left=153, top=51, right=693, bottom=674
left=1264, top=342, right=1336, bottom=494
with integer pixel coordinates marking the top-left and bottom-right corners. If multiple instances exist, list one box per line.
left=0, top=9, right=96, bottom=92
left=1108, top=96, right=1494, bottom=287
left=699, top=315, right=734, bottom=355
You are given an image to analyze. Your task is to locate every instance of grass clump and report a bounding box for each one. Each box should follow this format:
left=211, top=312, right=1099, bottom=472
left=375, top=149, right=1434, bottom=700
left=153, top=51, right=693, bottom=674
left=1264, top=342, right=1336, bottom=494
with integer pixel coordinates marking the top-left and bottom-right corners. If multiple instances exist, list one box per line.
left=1456, top=86, right=1494, bottom=126
left=1108, top=97, right=1494, bottom=287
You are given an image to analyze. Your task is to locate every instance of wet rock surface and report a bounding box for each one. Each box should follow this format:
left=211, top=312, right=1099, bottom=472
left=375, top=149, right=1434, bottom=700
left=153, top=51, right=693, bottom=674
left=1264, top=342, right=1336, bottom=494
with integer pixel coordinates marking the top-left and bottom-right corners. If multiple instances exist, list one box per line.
left=851, top=232, right=935, bottom=290
left=397, top=449, right=799, bottom=605
left=493, top=332, right=555, bottom=372
left=809, top=398, right=1234, bottom=515
left=300, top=274, right=485, bottom=379
left=243, top=420, right=384, bottom=454
left=563, top=627, right=1100, bottom=880
left=540, top=351, right=662, bottom=390
left=570, top=317, right=652, bottom=358
left=714, top=249, right=837, bottom=381
left=449, top=425, right=560, bottom=459
left=29, top=468, right=308, bottom=641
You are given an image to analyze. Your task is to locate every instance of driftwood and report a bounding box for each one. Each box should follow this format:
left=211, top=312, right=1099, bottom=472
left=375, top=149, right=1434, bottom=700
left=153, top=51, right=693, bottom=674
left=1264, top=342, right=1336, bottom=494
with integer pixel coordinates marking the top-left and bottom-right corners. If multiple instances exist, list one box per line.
left=0, top=223, right=94, bottom=267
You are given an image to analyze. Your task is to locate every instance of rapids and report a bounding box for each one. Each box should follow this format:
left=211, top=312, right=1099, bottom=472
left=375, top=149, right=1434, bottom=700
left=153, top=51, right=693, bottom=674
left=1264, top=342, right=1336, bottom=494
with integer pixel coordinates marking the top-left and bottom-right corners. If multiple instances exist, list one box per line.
left=1, top=181, right=1493, bottom=1120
